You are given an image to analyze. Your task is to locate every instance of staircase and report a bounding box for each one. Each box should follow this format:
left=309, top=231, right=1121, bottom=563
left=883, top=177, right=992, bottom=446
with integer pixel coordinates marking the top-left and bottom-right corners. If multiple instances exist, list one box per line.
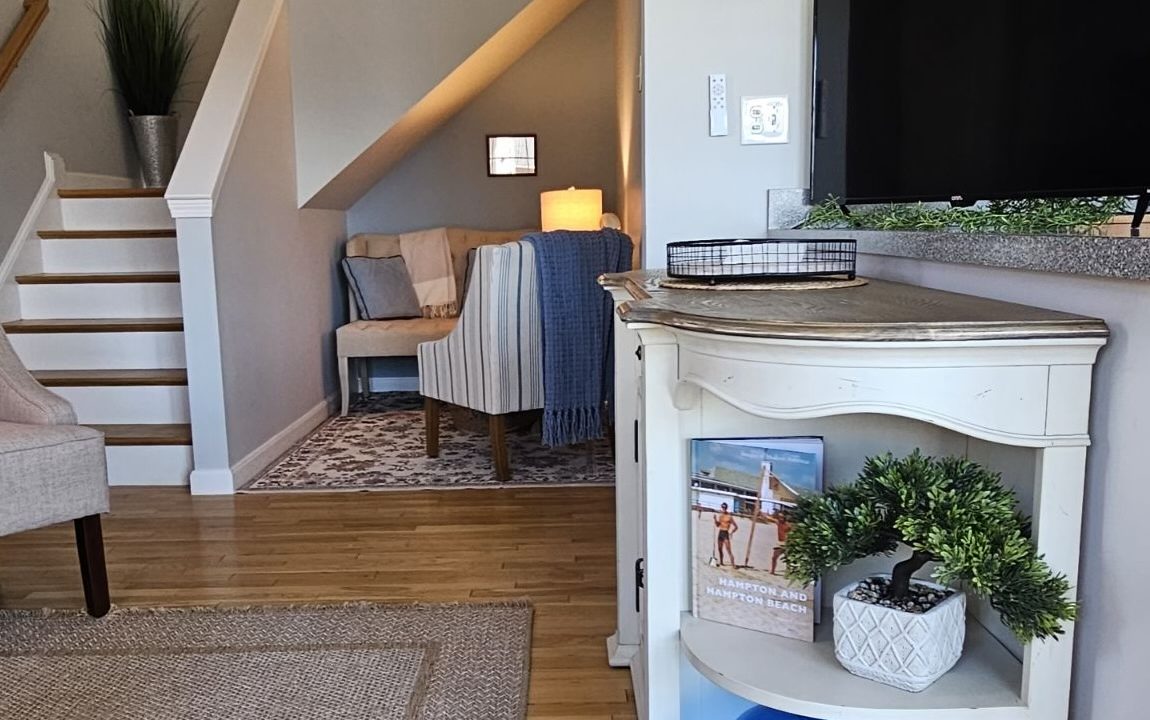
left=2, top=187, right=193, bottom=486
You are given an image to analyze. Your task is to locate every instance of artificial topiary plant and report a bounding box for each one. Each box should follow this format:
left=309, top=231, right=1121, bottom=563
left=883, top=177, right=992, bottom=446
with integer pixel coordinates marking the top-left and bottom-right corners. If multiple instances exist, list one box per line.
left=94, top=0, right=200, bottom=117
left=782, top=451, right=1077, bottom=643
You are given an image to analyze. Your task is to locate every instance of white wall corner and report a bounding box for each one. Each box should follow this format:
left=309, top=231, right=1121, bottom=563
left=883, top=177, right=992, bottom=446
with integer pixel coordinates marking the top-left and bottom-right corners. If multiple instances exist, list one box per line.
left=230, top=393, right=336, bottom=489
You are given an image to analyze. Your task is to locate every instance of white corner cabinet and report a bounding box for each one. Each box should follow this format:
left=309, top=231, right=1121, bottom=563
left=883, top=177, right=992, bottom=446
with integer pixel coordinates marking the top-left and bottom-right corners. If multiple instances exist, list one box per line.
left=601, top=271, right=1108, bottom=720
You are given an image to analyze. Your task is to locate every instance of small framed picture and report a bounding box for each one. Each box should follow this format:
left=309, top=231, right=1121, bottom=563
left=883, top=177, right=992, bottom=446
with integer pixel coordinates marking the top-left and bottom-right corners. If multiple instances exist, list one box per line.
left=487, top=134, right=538, bottom=177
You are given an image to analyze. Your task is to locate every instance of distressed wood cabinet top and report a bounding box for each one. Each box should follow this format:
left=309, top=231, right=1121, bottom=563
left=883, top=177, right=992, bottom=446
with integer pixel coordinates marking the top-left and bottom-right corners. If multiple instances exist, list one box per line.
left=600, top=271, right=1109, bottom=342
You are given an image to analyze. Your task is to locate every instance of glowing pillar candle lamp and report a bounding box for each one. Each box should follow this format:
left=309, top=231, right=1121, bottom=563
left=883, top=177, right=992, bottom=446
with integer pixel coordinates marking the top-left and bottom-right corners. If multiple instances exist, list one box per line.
left=540, top=187, right=603, bottom=231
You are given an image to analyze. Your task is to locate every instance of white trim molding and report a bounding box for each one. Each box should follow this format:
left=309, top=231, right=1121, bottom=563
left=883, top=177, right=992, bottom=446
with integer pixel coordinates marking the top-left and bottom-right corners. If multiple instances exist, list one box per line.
left=231, top=394, right=336, bottom=489
left=167, top=197, right=215, bottom=219
left=190, top=468, right=238, bottom=496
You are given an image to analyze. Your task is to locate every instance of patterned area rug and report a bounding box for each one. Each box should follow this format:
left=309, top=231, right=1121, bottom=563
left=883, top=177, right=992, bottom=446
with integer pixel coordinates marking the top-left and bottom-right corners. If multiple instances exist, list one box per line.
left=244, top=393, right=614, bottom=492
left=0, top=602, right=532, bottom=720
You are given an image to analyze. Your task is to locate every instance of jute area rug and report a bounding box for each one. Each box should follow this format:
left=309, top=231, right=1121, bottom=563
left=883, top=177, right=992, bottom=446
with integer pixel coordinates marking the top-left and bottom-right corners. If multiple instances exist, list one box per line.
left=0, top=602, right=532, bottom=720
left=244, top=393, right=613, bottom=492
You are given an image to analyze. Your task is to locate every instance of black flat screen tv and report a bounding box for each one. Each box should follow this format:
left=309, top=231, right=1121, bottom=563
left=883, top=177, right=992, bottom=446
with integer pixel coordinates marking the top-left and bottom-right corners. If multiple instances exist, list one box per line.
left=811, top=1, right=1150, bottom=205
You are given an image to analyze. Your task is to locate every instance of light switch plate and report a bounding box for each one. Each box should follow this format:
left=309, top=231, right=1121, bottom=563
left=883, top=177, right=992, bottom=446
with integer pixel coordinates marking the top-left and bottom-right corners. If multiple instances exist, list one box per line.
left=741, top=96, right=789, bottom=145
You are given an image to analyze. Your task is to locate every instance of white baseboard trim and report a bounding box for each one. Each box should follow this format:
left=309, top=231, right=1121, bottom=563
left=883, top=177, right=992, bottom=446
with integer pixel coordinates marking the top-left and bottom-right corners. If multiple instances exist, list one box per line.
left=230, top=393, right=337, bottom=490
left=190, top=468, right=237, bottom=495
left=369, top=376, right=419, bottom=392
left=606, top=632, right=639, bottom=668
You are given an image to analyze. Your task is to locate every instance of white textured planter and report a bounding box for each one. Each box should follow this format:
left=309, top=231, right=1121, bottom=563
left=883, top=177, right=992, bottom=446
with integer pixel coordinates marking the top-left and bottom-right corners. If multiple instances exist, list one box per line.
left=832, top=576, right=966, bottom=692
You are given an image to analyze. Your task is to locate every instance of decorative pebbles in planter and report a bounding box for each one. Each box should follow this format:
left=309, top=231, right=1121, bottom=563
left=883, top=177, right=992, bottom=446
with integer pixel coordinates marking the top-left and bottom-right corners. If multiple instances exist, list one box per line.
left=832, top=575, right=966, bottom=692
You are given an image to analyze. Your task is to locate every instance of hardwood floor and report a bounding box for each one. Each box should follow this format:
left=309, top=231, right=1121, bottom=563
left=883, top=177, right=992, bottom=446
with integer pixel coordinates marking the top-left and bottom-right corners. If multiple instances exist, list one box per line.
left=0, top=487, right=636, bottom=719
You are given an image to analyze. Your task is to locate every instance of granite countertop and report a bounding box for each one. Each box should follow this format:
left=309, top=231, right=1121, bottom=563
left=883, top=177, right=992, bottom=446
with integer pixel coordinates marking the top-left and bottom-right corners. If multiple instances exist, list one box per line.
left=601, top=271, right=1109, bottom=342
left=766, top=228, right=1150, bottom=282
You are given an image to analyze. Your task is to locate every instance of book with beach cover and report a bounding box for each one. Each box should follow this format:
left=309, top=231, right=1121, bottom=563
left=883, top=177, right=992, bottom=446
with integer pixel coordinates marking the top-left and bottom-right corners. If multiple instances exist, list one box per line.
left=690, top=437, right=824, bottom=641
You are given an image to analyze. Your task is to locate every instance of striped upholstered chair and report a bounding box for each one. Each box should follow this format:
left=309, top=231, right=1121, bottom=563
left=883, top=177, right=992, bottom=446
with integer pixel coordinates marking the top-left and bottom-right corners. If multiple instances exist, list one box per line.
left=417, top=241, right=543, bottom=481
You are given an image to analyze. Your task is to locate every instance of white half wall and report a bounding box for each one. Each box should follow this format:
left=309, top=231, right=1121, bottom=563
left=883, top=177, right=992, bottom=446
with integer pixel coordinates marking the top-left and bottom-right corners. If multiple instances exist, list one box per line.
left=169, top=0, right=345, bottom=493
left=642, top=0, right=814, bottom=267
left=347, top=0, right=618, bottom=236
left=211, top=8, right=346, bottom=470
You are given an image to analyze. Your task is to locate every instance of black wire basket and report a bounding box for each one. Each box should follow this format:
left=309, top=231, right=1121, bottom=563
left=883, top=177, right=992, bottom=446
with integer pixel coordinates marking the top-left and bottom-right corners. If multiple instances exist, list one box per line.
left=666, top=238, right=857, bottom=282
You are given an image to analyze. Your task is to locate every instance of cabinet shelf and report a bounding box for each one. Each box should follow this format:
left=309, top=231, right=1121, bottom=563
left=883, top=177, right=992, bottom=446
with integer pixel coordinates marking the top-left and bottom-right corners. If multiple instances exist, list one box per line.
left=680, top=612, right=1026, bottom=720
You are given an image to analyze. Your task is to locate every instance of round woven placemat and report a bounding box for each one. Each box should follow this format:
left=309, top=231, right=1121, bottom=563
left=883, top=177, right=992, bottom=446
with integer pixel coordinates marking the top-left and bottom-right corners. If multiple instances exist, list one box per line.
left=658, top=276, right=869, bottom=291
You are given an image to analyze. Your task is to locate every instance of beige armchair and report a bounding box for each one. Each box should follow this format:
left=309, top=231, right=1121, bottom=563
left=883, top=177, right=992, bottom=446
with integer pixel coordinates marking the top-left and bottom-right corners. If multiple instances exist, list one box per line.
left=418, top=241, right=544, bottom=482
left=0, top=328, right=110, bottom=616
left=336, top=228, right=530, bottom=415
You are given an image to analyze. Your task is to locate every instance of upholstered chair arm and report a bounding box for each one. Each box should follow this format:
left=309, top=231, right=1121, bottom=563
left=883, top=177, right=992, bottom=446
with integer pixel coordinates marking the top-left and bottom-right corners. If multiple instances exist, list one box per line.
left=418, top=241, right=544, bottom=416
left=0, top=330, right=76, bottom=425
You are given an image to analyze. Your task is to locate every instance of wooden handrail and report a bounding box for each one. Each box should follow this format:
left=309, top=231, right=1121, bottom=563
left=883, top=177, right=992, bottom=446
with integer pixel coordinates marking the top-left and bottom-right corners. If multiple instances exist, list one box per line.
left=0, top=0, right=49, bottom=95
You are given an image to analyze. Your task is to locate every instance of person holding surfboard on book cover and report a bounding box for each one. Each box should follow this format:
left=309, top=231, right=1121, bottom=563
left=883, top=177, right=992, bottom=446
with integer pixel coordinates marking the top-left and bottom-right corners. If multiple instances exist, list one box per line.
left=715, top=503, right=739, bottom=566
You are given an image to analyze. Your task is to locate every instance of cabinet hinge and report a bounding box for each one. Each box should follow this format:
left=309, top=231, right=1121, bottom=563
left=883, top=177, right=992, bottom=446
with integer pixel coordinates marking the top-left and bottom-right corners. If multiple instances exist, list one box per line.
left=635, top=558, right=645, bottom=613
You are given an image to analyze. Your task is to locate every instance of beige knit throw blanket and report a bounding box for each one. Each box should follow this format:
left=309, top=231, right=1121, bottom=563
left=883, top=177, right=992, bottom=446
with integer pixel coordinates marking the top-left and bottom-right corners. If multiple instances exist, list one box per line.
left=399, top=228, right=458, bottom=318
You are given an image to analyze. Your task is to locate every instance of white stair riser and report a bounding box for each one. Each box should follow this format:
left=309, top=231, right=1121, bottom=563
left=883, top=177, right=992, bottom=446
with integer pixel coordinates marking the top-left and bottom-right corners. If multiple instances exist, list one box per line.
left=19, top=283, right=182, bottom=319
left=52, top=385, right=190, bottom=424
left=10, top=332, right=186, bottom=370
left=106, top=445, right=192, bottom=487
left=41, top=238, right=179, bottom=273
left=60, top=198, right=174, bottom=230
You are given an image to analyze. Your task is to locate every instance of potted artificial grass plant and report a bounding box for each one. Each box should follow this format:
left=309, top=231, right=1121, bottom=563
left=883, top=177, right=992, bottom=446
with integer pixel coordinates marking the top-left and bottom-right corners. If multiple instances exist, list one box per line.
left=782, top=451, right=1077, bottom=692
left=95, top=0, right=199, bottom=187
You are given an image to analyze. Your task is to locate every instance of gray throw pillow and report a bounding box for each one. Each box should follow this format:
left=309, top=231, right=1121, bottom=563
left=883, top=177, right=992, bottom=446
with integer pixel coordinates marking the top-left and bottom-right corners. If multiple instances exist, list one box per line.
left=341, top=256, right=422, bottom=320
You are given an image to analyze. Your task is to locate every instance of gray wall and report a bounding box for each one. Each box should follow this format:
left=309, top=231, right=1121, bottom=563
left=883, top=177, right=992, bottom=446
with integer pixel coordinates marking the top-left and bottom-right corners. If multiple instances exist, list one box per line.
left=211, top=8, right=346, bottom=465
left=642, top=0, right=813, bottom=267
left=0, top=0, right=237, bottom=259
left=288, top=0, right=532, bottom=208
left=346, top=0, right=618, bottom=236
left=1, top=2, right=21, bottom=38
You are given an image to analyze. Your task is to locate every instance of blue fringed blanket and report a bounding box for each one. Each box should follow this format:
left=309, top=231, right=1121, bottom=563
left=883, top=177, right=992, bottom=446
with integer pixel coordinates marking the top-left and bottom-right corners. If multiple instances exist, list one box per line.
left=525, top=230, right=633, bottom=447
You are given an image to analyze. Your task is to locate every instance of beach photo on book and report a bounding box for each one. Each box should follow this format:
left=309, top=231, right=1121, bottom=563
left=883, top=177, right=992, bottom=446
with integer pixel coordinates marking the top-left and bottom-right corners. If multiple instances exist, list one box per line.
left=691, top=437, right=823, bottom=642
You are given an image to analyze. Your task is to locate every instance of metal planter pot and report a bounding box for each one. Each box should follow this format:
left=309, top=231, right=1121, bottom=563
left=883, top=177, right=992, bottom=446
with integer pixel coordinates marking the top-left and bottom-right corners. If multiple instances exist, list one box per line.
left=129, top=114, right=178, bottom=188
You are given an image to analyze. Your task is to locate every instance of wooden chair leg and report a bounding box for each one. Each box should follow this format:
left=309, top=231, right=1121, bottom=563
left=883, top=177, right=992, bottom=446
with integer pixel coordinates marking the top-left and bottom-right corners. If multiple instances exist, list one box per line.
left=425, top=398, right=440, bottom=458
left=489, top=413, right=510, bottom=482
left=74, top=514, right=110, bottom=618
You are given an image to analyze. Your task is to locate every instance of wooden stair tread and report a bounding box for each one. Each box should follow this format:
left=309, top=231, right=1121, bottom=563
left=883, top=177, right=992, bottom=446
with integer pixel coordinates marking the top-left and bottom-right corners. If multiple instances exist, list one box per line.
left=89, top=424, right=192, bottom=446
left=58, top=188, right=166, bottom=199
left=37, top=229, right=176, bottom=239
left=15, top=272, right=179, bottom=285
left=33, top=369, right=188, bottom=387
left=2, top=318, right=183, bottom=333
